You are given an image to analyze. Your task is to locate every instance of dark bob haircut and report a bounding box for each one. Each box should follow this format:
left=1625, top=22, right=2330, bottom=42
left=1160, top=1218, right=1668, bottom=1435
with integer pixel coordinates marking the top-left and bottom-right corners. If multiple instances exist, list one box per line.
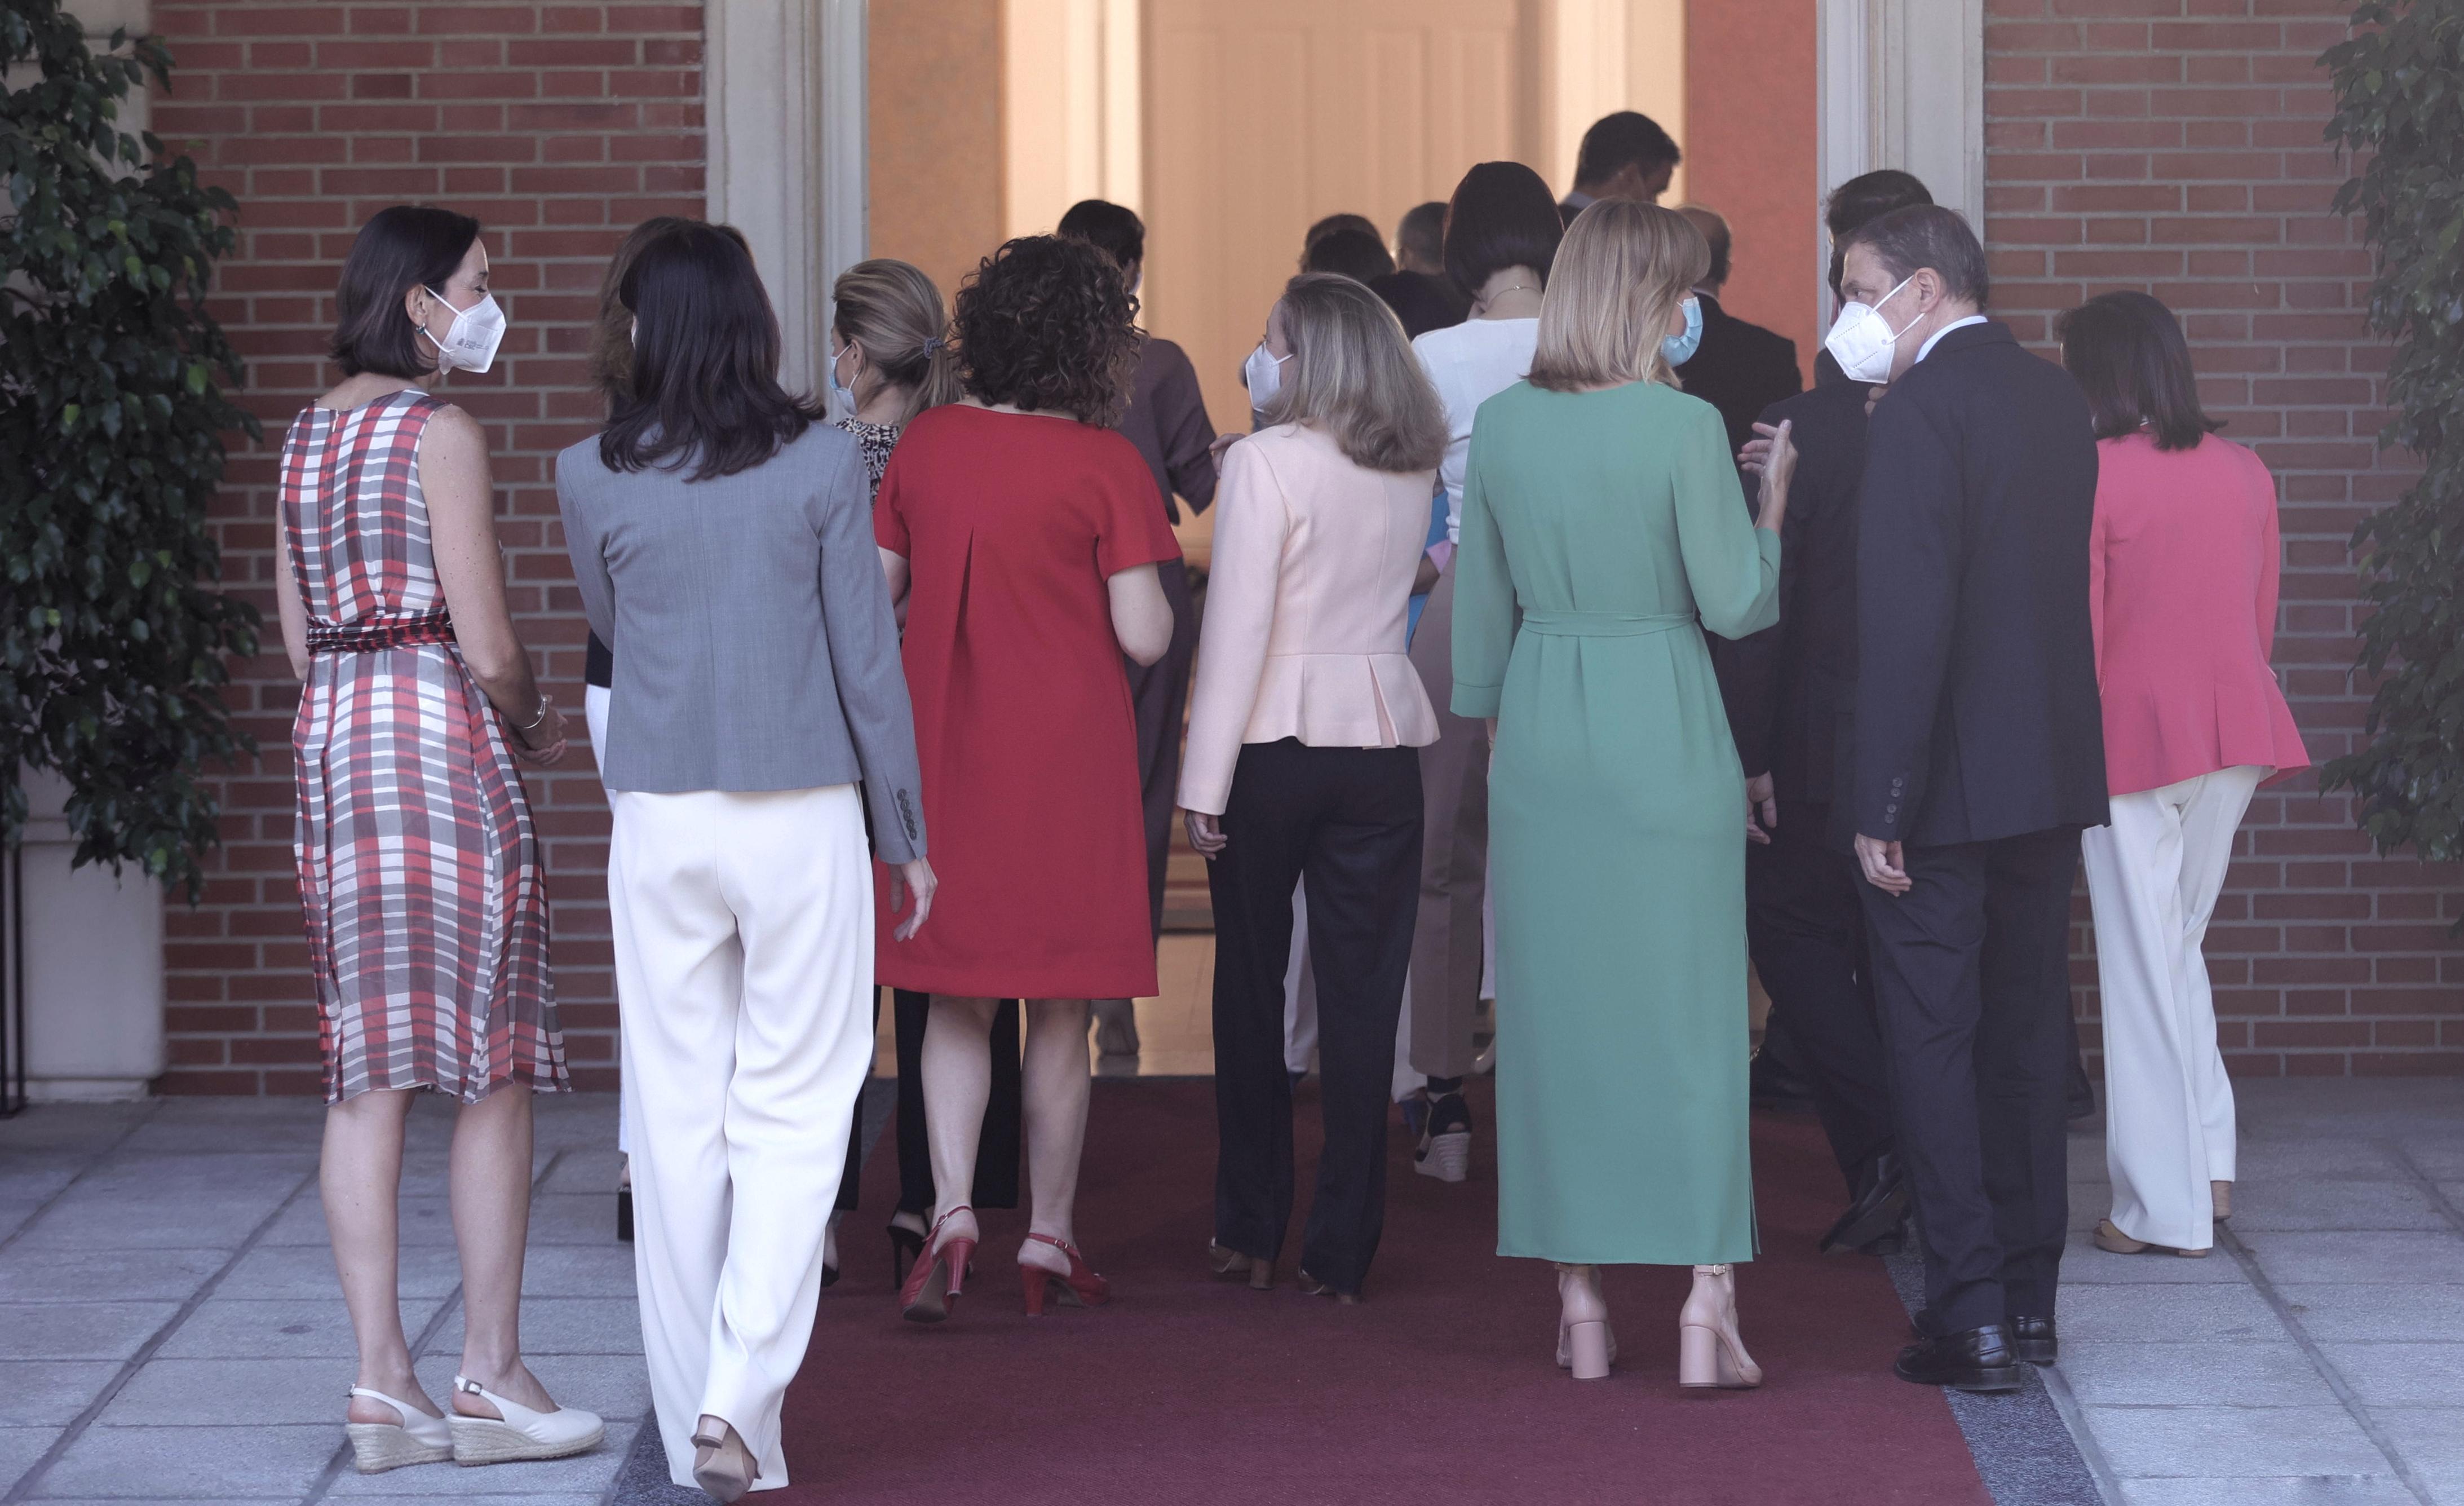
left=1823, top=169, right=1931, bottom=295
left=1303, top=227, right=1396, bottom=284
left=330, top=205, right=483, bottom=379
left=953, top=235, right=1141, bottom=427
left=1574, top=111, right=1681, bottom=188
left=1443, top=161, right=1564, bottom=299
left=2058, top=290, right=2222, bottom=451
left=598, top=221, right=820, bottom=482
left=1841, top=204, right=1989, bottom=310
left=1058, top=198, right=1145, bottom=273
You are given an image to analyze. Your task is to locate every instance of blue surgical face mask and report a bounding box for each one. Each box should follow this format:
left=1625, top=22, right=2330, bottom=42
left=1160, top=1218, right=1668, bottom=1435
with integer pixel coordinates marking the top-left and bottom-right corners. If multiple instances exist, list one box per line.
left=827, top=338, right=857, bottom=414
left=1662, top=294, right=1704, bottom=368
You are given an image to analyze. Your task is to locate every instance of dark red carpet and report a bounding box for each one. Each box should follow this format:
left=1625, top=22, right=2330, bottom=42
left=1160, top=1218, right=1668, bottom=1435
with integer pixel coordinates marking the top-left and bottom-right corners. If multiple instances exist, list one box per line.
left=776, top=1079, right=1990, bottom=1505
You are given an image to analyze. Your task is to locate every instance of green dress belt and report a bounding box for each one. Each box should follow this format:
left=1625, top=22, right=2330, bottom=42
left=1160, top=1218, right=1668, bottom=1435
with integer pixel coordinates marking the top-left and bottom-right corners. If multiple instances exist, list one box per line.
left=1516, top=608, right=1695, bottom=637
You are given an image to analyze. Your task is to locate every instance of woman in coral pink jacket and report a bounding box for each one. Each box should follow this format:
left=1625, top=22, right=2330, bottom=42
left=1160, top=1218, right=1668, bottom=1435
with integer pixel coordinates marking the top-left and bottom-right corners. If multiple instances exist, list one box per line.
left=2062, top=292, right=2308, bottom=1258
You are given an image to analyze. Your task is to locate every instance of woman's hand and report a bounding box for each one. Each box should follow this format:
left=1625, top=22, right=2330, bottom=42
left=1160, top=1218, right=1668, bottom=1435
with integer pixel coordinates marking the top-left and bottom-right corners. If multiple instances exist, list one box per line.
left=1207, top=431, right=1245, bottom=468
left=1753, top=418, right=1796, bottom=533
left=888, top=856, right=938, bottom=940
left=509, top=697, right=568, bottom=766
left=1184, top=809, right=1227, bottom=858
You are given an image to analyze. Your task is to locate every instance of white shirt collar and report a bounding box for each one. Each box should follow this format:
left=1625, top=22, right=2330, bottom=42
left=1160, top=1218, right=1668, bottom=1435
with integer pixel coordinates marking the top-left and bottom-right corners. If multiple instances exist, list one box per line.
left=1563, top=188, right=1596, bottom=211
left=1916, top=314, right=1989, bottom=364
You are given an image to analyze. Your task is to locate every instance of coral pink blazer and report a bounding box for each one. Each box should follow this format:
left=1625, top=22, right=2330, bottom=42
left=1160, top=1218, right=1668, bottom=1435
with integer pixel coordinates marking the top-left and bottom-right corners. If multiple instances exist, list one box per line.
left=1177, top=423, right=1438, bottom=815
left=2089, top=432, right=2308, bottom=796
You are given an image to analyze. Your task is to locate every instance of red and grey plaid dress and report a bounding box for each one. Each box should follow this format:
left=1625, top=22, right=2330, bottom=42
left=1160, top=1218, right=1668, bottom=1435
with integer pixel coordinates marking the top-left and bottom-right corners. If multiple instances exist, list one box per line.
left=281, top=390, right=567, bottom=1104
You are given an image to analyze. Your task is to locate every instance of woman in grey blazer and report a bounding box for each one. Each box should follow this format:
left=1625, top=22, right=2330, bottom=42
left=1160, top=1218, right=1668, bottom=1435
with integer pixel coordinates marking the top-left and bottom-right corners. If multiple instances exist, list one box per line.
left=556, top=222, right=932, bottom=1500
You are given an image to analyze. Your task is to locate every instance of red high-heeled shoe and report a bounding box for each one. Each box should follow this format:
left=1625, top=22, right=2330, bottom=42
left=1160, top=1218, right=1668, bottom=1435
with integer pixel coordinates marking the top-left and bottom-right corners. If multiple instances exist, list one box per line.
left=1019, top=1233, right=1111, bottom=1315
left=899, top=1207, right=976, bottom=1324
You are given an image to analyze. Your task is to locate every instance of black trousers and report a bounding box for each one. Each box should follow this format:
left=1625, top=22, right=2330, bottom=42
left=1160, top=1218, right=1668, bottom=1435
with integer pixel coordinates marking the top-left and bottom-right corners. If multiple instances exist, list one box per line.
left=834, top=990, right=1022, bottom=1214
left=1127, top=559, right=1200, bottom=939
left=1747, top=800, right=1895, bottom=1195
left=1860, top=827, right=2078, bottom=1333
left=1207, top=740, right=1421, bottom=1295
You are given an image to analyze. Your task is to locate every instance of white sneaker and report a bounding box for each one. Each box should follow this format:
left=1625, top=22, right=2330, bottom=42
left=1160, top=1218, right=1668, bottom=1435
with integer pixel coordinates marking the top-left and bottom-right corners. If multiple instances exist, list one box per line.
left=344, top=1386, right=454, bottom=1473
left=448, top=1374, right=605, bottom=1465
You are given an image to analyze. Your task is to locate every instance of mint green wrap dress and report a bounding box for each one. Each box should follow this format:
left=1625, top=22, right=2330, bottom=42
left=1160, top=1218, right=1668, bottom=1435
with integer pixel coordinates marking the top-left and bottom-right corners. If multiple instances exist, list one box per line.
left=1451, top=379, right=1780, bottom=1265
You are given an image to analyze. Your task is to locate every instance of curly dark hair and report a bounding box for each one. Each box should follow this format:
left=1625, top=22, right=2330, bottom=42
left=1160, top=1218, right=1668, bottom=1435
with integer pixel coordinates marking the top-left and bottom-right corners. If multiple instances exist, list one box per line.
left=953, top=235, right=1140, bottom=426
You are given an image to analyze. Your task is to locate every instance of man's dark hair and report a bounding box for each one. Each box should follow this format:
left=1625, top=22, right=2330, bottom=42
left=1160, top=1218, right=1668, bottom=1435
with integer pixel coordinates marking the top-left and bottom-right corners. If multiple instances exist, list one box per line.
left=2058, top=290, right=2222, bottom=452
left=1573, top=111, right=1680, bottom=190
left=1302, top=227, right=1396, bottom=283
left=954, top=235, right=1142, bottom=427
left=330, top=204, right=483, bottom=378
left=1397, top=201, right=1446, bottom=268
left=1304, top=212, right=1383, bottom=252
left=599, top=222, right=820, bottom=482
left=1058, top=198, right=1145, bottom=272
left=1841, top=204, right=1989, bottom=311
left=1824, top=170, right=1931, bottom=295
left=1680, top=206, right=1732, bottom=287
left=1443, top=161, right=1564, bottom=298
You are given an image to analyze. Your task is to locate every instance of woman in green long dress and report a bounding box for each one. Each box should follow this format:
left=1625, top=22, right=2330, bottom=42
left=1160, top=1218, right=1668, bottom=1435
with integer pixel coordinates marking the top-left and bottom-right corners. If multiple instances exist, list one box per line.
left=1452, top=201, right=1797, bottom=1386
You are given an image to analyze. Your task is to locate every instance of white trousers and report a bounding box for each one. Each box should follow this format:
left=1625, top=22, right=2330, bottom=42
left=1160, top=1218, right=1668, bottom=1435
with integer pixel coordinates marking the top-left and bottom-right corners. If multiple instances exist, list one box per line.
left=2080, top=765, right=2263, bottom=1252
left=612, top=785, right=874, bottom=1491
left=586, top=686, right=630, bottom=1160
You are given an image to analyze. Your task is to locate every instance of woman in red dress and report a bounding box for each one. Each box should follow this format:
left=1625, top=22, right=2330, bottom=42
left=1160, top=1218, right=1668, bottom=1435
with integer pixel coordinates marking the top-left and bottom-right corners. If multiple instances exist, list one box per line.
left=875, top=235, right=1179, bottom=1322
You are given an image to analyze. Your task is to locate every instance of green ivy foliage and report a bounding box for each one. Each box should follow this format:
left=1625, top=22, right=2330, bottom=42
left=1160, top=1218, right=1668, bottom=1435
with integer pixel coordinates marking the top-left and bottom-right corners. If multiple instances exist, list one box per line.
left=2321, top=1, right=2464, bottom=866
left=1, top=1, right=258, bottom=894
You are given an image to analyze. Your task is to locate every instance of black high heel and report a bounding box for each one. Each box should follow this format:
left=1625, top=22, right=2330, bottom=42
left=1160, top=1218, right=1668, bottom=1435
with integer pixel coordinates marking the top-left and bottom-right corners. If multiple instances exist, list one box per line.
left=889, top=1221, right=926, bottom=1287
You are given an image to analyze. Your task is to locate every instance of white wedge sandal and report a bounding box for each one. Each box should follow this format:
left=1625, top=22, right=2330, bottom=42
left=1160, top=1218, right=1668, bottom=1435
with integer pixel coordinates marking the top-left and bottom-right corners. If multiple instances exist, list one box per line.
left=344, top=1386, right=454, bottom=1473
left=447, top=1374, right=605, bottom=1465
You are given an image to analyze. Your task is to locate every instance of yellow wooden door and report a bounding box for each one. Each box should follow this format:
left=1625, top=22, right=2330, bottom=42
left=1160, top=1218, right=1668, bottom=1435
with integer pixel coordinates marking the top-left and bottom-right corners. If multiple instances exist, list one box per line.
left=1142, top=0, right=1536, bottom=506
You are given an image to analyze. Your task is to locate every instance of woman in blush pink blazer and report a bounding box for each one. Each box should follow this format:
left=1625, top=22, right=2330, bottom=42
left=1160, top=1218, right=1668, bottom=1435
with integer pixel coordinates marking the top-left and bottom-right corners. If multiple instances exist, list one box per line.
left=1180, top=273, right=1445, bottom=1301
left=2061, top=291, right=2308, bottom=1258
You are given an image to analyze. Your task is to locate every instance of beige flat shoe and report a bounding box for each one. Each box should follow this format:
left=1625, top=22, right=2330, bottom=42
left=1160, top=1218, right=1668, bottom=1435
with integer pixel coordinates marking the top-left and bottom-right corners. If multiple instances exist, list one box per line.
left=2095, top=1217, right=2209, bottom=1258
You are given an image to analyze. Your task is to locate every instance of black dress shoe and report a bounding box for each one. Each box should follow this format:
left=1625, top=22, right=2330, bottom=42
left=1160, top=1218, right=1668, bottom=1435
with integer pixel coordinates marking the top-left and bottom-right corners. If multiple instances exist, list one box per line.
left=2007, top=1314, right=2057, bottom=1366
left=1895, top=1323, right=2026, bottom=1392
left=1821, top=1154, right=1909, bottom=1255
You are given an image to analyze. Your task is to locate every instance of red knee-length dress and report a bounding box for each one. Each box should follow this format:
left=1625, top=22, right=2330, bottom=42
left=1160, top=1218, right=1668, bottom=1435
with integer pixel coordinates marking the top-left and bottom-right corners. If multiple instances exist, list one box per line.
left=873, top=404, right=1182, bottom=999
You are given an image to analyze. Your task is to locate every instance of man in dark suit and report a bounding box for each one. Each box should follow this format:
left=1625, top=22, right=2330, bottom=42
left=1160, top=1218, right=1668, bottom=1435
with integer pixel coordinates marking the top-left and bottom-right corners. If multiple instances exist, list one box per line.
left=1673, top=205, right=1802, bottom=454
left=1558, top=111, right=1679, bottom=222
left=1841, top=206, right=2107, bottom=1392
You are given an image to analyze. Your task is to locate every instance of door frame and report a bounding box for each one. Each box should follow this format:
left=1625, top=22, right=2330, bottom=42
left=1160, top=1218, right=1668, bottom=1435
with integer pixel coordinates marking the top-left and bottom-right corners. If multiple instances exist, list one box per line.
left=709, top=0, right=1987, bottom=390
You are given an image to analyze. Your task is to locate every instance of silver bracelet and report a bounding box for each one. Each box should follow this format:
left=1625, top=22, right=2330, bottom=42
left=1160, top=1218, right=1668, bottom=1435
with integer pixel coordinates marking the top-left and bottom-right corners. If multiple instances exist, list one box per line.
left=513, top=696, right=552, bottom=734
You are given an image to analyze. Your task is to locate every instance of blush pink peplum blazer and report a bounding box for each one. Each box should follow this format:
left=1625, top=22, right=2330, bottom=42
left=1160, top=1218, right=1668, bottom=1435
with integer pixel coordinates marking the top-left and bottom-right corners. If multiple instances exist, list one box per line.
left=2089, top=431, right=2309, bottom=796
left=1176, top=423, right=1439, bottom=815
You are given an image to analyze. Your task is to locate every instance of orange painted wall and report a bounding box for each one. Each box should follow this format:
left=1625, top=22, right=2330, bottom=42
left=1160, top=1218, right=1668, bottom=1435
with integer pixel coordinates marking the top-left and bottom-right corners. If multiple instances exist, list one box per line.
left=1683, top=0, right=1821, bottom=382
left=868, top=0, right=1005, bottom=304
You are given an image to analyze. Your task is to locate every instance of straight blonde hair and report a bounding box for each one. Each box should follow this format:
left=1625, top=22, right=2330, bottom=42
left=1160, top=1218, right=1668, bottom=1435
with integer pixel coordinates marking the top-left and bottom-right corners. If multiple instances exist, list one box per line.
left=1259, top=273, right=1448, bottom=474
left=830, top=258, right=964, bottom=425
left=1527, top=201, right=1710, bottom=393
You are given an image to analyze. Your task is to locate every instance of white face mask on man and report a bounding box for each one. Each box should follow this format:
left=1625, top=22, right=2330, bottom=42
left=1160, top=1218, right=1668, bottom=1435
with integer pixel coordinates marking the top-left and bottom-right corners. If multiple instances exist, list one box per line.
left=419, top=286, right=507, bottom=375
left=1821, top=274, right=1916, bottom=385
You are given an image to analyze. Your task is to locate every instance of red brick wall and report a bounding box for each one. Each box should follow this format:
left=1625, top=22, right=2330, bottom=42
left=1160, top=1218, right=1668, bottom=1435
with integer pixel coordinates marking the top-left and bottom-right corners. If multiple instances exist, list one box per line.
left=1985, top=0, right=2464, bottom=1074
left=149, top=0, right=702, bottom=1094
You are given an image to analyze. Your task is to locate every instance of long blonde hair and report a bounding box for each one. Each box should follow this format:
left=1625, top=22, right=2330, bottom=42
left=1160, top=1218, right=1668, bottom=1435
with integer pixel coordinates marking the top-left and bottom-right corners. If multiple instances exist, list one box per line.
left=1527, top=201, right=1709, bottom=392
left=1258, top=273, right=1448, bottom=474
left=830, top=258, right=963, bottom=424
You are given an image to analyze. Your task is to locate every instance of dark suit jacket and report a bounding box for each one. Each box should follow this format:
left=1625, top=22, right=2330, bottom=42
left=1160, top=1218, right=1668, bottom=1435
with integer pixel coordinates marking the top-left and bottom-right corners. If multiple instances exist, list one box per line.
left=1851, top=320, right=2108, bottom=847
left=1369, top=270, right=1469, bottom=340
left=1713, top=375, right=1871, bottom=818
left=1118, top=334, right=1218, bottom=523
left=1682, top=293, right=1803, bottom=457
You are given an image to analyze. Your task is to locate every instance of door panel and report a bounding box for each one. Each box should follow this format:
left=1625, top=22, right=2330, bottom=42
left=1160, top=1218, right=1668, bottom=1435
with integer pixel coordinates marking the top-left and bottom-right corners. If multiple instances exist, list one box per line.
left=1144, top=0, right=1532, bottom=468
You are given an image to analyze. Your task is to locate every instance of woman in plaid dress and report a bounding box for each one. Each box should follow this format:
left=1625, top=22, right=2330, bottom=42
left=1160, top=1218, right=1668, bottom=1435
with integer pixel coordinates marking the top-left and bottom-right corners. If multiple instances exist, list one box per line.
left=279, top=206, right=600, bottom=1473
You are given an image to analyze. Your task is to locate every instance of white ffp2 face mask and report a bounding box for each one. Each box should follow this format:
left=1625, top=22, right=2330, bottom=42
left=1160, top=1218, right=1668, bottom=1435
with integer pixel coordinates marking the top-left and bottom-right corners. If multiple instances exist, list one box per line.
left=1822, top=275, right=1916, bottom=384
left=1244, top=341, right=1291, bottom=417
left=421, top=288, right=507, bottom=375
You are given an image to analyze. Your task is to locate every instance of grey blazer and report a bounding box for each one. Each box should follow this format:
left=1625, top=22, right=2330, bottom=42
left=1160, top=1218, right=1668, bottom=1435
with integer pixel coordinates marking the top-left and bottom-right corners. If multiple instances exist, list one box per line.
left=556, top=423, right=926, bottom=864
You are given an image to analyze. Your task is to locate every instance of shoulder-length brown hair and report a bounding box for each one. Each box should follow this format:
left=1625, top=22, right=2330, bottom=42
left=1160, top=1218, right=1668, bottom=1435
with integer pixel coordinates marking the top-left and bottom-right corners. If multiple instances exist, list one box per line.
left=590, top=217, right=750, bottom=413
left=1260, top=273, right=1448, bottom=474
left=1527, top=201, right=1708, bottom=393
left=2058, top=290, right=2222, bottom=451
left=953, top=235, right=1140, bottom=426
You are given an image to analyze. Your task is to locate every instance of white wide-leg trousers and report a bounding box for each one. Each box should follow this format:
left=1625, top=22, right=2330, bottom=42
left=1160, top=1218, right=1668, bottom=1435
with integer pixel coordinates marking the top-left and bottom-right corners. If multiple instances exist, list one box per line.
left=611, top=785, right=873, bottom=1491
left=2081, top=765, right=2263, bottom=1252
